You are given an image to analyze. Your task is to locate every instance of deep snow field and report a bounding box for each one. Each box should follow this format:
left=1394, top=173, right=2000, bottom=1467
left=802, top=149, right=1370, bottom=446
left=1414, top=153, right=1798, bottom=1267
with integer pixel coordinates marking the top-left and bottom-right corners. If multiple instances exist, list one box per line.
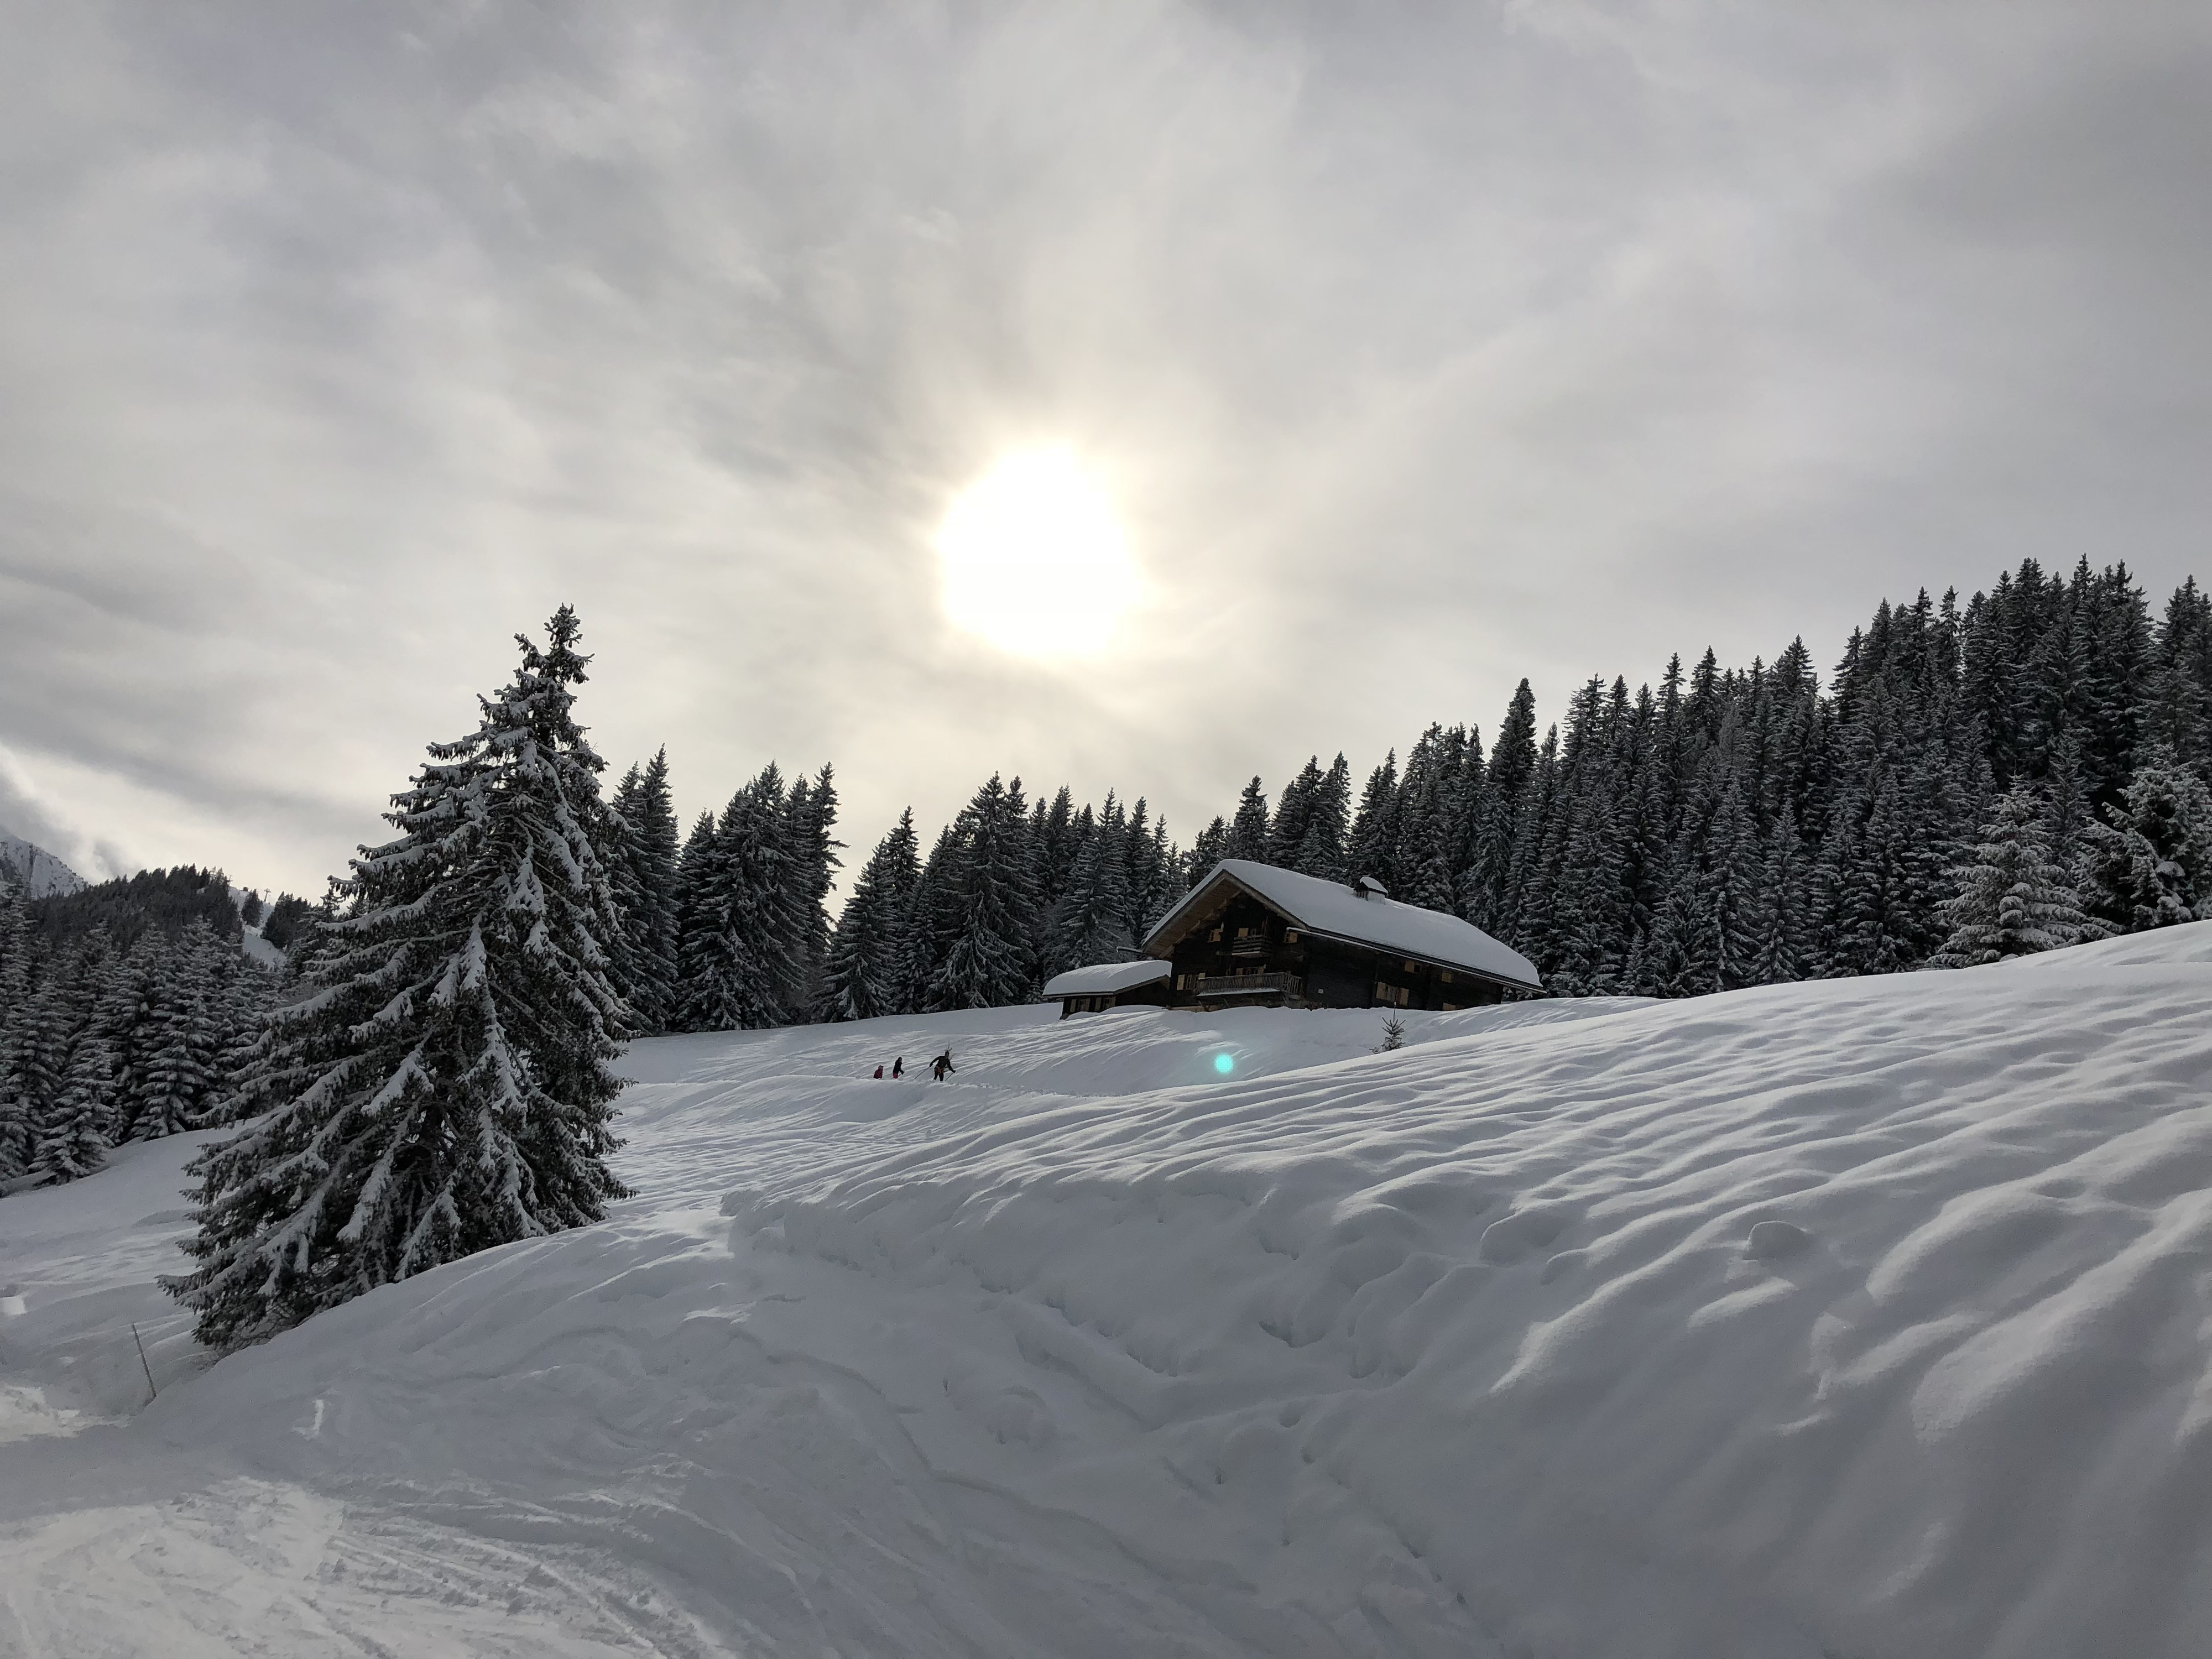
left=6, top=926, right=2212, bottom=1658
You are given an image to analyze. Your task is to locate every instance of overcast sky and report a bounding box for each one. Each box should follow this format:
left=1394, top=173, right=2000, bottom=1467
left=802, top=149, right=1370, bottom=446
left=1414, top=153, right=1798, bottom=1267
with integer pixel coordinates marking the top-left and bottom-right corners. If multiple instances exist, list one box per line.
left=3, top=1, right=2209, bottom=895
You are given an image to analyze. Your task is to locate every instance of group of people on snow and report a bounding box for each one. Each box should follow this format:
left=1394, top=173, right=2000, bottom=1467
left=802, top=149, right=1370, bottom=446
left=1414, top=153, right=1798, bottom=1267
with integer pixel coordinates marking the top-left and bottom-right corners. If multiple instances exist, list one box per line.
left=870, top=1050, right=955, bottom=1082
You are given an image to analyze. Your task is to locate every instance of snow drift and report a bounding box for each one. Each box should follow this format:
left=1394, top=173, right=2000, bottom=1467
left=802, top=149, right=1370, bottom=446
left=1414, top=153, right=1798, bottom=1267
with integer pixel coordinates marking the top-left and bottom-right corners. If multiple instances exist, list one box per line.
left=6, top=926, right=2212, bottom=1657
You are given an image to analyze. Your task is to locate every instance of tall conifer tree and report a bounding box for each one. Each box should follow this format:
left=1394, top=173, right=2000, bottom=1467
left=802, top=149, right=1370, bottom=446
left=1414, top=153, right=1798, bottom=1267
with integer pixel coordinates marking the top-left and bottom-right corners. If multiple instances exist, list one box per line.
left=779, top=764, right=843, bottom=1018
left=1300, top=755, right=1352, bottom=878
left=2083, top=748, right=2212, bottom=932
left=27, top=935, right=113, bottom=1184
left=680, top=767, right=796, bottom=1031
left=1929, top=786, right=2096, bottom=966
left=133, top=921, right=221, bottom=1139
left=1266, top=759, right=1323, bottom=869
left=2147, top=577, right=2212, bottom=773
left=1751, top=806, right=1811, bottom=984
left=902, top=823, right=961, bottom=1013
left=822, top=810, right=920, bottom=1022
left=1224, top=777, right=1271, bottom=864
left=168, top=608, right=630, bottom=1353
left=1056, top=795, right=1136, bottom=966
left=669, top=810, right=721, bottom=1031
left=609, top=748, right=681, bottom=1034
left=1131, top=806, right=1183, bottom=935
left=1187, top=817, right=1229, bottom=882
left=1348, top=753, right=1400, bottom=884
left=928, top=775, right=1039, bottom=1010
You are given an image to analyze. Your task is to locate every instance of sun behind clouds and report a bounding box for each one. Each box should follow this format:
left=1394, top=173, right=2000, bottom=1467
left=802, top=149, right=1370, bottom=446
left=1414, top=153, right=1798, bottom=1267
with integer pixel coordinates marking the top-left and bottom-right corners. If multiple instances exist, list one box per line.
left=936, top=448, right=1139, bottom=658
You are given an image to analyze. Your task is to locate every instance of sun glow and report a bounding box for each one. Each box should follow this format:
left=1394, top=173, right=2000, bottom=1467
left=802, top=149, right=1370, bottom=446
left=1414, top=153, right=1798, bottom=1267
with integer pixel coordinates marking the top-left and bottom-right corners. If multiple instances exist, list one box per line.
left=936, top=448, right=1139, bottom=657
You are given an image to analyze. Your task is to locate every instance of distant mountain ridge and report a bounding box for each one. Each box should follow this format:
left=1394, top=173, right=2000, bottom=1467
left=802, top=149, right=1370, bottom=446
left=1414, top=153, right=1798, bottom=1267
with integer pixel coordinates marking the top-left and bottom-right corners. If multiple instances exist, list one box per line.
left=0, top=829, right=86, bottom=898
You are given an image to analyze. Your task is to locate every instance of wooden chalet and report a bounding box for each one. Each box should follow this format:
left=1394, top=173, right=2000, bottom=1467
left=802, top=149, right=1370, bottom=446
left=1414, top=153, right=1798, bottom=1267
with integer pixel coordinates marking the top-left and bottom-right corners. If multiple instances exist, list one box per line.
left=1141, top=859, right=1541, bottom=1011
left=1042, top=958, right=1175, bottom=1019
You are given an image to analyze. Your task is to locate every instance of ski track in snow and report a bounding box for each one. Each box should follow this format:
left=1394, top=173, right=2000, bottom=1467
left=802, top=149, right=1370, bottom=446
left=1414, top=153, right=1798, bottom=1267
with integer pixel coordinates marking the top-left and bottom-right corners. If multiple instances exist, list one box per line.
left=4, top=928, right=2212, bottom=1655
left=2, top=1469, right=726, bottom=1658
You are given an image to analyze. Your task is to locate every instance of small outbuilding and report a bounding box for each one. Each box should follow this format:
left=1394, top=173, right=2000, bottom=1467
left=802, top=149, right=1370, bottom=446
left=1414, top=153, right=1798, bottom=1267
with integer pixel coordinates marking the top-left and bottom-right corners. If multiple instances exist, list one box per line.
left=1042, top=958, right=1175, bottom=1018
left=1142, top=859, right=1541, bottom=1010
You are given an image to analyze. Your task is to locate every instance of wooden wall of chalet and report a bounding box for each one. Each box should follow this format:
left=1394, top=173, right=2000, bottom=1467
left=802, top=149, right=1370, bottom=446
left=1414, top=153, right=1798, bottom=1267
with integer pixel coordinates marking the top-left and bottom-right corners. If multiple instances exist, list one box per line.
left=1163, top=891, right=1281, bottom=990
left=1161, top=887, right=1507, bottom=1011
left=1056, top=980, right=1174, bottom=1018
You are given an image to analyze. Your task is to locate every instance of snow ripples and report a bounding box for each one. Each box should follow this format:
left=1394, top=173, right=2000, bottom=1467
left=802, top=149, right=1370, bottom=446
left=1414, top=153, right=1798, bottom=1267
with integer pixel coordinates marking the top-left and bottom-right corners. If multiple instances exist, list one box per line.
left=7, top=926, right=2212, bottom=1656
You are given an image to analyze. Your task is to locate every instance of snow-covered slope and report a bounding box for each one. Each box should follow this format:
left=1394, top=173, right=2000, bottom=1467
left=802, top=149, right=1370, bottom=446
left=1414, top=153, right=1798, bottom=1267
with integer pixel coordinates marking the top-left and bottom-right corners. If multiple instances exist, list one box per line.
left=222, top=883, right=291, bottom=970
left=0, top=830, right=85, bottom=898
left=6, top=930, right=2212, bottom=1657
left=236, top=926, right=286, bottom=970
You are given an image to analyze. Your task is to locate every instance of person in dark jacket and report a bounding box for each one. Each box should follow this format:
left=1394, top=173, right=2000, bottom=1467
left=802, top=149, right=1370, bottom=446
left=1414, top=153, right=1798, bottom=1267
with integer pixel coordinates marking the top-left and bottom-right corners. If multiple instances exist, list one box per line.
left=930, top=1050, right=955, bottom=1082
left=892, top=1056, right=904, bottom=1078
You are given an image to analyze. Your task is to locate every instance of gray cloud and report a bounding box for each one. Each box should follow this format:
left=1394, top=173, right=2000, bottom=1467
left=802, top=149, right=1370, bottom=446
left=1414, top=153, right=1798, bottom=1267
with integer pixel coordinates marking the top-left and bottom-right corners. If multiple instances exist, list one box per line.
left=2, top=0, right=2208, bottom=892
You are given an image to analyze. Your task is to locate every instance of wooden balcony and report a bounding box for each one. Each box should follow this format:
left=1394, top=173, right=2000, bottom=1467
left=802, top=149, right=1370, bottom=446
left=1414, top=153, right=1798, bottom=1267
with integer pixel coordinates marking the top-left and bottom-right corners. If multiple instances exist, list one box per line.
left=1188, top=971, right=1303, bottom=1001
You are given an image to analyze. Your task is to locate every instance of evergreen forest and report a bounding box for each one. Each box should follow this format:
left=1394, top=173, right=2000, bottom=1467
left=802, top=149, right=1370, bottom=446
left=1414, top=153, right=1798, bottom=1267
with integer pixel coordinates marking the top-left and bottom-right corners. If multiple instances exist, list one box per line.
left=787, top=556, right=2212, bottom=1018
left=0, top=878, right=275, bottom=1188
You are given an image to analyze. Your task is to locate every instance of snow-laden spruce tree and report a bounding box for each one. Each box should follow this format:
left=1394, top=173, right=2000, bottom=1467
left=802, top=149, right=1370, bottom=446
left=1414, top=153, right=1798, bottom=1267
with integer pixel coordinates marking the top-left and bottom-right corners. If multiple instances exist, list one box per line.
left=1347, top=753, right=1399, bottom=884
left=1125, top=800, right=1183, bottom=940
left=1224, top=776, right=1270, bottom=864
left=608, top=748, right=681, bottom=1034
left=2082, top=747, right=2212, bottom=934
left=666, top=809, right=720, bottom=1032
left=1750, top=805, right=1812, bottom=984
left=899, top=823, right=959, bottom=1012
left=928, top=774, right=1038, bottom=1010
left=1054, top=797, right=1135, bottom=968
left=132, top=920, right=221, bottom=1139
left=820, top=808, right=918, bottom=1022
left=27, top=936, right=114, bottom=1185
left=781, top=764, right=842, bottom=1016
left=209, top=941, right=278, bottom=1109
left=1928, top=785, right=2097, bottom=967
left=167, top=607, right=630, bottom=1353
left=675, top=766, right=796, bottom=1031
left=98, top=932, right=165, bottom=1141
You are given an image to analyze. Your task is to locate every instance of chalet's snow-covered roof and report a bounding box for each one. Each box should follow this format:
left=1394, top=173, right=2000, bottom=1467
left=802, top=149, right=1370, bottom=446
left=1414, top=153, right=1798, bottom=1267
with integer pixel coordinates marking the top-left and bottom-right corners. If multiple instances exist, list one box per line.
left=1042, top=958, right=1174, bottom=999
left=1146, top=859, right=1542, bottom=990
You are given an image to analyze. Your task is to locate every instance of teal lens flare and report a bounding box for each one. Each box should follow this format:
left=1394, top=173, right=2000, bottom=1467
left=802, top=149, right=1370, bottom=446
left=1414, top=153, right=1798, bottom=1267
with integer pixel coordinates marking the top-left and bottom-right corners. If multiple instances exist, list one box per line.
left=1214, top=1053, right=1235, bottom=1075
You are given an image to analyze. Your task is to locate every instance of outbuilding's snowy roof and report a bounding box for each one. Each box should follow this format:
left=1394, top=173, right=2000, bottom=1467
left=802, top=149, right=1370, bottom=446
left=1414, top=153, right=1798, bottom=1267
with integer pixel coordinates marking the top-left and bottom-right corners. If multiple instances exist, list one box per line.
left=1147, top=859, right=1542, bottom=990
left=1042, top=958, right=1175, bottom=998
